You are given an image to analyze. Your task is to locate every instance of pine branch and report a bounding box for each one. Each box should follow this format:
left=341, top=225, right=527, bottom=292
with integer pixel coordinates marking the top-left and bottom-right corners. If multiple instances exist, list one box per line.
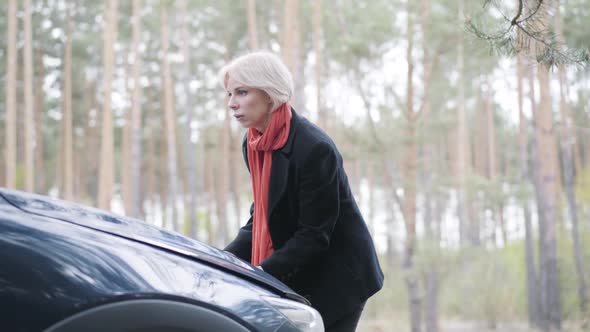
left=465, top=0, right=589, bottom=68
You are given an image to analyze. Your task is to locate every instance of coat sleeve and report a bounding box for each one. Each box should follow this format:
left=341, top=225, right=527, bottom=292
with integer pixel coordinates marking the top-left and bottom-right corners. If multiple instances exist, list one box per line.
left=260, top=141, right=340, bottom=279
left=224, top=133, right=253, bottom=263
left=224, top=203, right=254, bottom=263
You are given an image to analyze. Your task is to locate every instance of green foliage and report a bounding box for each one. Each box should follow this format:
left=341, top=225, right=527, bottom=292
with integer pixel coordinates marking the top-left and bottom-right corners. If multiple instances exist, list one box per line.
left=575, top=167, right=590, bottom=204
left=439, top=247, right=519, bottom=324
left=466, top=1, right=590, bottom=68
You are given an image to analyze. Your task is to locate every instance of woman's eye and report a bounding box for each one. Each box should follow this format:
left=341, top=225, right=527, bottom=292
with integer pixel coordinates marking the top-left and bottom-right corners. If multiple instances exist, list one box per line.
left=237, top=90, right=248, bottom=96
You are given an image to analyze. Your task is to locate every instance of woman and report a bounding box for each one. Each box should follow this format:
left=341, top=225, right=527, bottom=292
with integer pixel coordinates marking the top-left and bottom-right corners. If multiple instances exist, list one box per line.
left=221, top=51, right=383, bottom=332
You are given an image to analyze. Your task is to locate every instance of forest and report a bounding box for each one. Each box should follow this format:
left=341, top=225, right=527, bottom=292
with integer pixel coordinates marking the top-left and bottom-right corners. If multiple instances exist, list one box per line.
left=1, top=1, right=589, bottom=331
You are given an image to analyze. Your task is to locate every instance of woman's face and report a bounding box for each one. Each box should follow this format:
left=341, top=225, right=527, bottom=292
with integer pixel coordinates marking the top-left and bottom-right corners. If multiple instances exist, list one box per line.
left=226, top=75, right=273, bottom=133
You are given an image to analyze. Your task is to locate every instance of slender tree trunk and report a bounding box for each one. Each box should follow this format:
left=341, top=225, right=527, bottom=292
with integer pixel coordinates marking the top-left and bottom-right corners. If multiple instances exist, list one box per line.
left=23, top=0, right=35, bottom=192
left=5, top=0, right=18, bottom=189
left=121, top=48, right=132, bottom=215
left=527, top=3, right=562, bottom=328
left=159, top=130, right=169, bottom=228
left=247, top=0, right=259, bottom=50
left=204, top=132, right=215, bottom=245
left=456, top=0, right=469, bottom=247
left=98, top=0, right=118, bottom=210
left=313, top=0, right=326, bottom=129
left=282, top=0, right=304, bottom=113
left=403, top=5, right=421, bottom=331
left=146, top=100, right=157, bottom=224
left=178, top=0, right=198, bottom=238
left=34, top=47, right=45, bottom=193
left=554, top=2, right=588, bottom=314
left=129, top=0, right=143, bottom=218
left=86, top=81, right=100, bottom=205
left=484, top=79, right=505, bottom=245
left=528, top=52, right=548, bottom=329
left=62, top=5, right=74, bottom=200
left=215, top=113, right=230, bottom=246
left=161, top=6, right=179, bottom=231
left=517, top=51, right=541, bottom=327
left=79, top=80, right=91, bottom=201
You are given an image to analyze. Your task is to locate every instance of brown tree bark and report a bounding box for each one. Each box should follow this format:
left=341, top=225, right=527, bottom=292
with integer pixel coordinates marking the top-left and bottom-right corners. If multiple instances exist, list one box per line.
left=98, top=0, right=118, bottom=210
left=121, top=49, right=132, bottom=215
left=555, top=1, right=588, bottom=314
left=129, top=0, right=143, bottom=218
left=34, top=47, right=45, bottom=193
left=313, top=0, right=326, bottom=130
left=24, top=0, right=35, bottom=192
left=62, top=4, right=74, bottom=200
left=403, top=5, right=421, bottom=331
left=516, top=51, right=541, bottom=327
left=161, top=6, right=179, bottom=231
left=456, top=0, right=471, bottom=246
left=178, top=0, right=199, bottom=238
left=282, top=0, right=304, bottom=113
left=247, top=0, right=259, bottom=50
left=5, top=0, right=18, bottom=189
left=527, top=2, right=562, bottom=329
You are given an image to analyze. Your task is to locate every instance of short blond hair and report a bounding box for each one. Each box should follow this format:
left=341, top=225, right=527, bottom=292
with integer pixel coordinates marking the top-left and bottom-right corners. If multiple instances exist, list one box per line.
left=219, top=51, right=293, bottom=111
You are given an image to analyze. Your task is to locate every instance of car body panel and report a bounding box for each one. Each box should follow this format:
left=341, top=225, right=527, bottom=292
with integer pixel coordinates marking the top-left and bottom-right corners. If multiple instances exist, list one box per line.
left=0, top=191, right=303, bottom=331
left=0, top=189, right=305, bottom=303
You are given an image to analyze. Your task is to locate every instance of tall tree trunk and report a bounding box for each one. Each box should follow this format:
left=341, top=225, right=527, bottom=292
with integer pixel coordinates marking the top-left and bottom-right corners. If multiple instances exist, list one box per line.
left=215, top=114, right=230, bottom=246
left=528, top=52, right=547, bottom=329
left=34, top=47, right=45, bottom=193
left=5, top=0, right=18, bottom=189
left=79, top=80, right=91, bottom=201
left=484, top=79, right=505, bottom=245
left=313, top=0, right=326, bottom=129
left=159, top=129, right=169, bottom=228
left=517, top=51, right=541, bottom=327
left=86, top=81, right=99, bottom=205
left=62, top=4, right=74, bottom=200
left=247, top=0, right=259, bottom=49
left=204, top=132, right=215, bottom=245
left=420, top=1, right=439, bottom=329
left=282, top=0, right=304, bottom=113
left=178, top=0, right=198, bottom=237
left=403, top=5, right=421, bottom=331
left=527, top=2, right=562, bottom=329
left=121, top=48, right=132, bottom=215
left=98, top=0, right=118, bottom=210
left=555, top=2, right=588, bottom=314
left=130, top=0, right=143, bottom=218
left=161, top=6, right=179, bottom=231
left=24, top=0, right=35, bottom=192
left=146, top=99, right=157, bottom=224
left=456, top=0, right=470, bottom=247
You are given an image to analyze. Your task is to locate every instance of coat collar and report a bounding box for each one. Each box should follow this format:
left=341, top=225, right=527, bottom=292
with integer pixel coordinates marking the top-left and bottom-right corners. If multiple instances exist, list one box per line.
left=276, top=107, right=299, bottom=156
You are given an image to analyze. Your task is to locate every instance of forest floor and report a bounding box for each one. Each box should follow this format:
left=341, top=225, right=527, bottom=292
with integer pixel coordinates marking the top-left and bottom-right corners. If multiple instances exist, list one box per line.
left=357, top=319, right=590, bottom=332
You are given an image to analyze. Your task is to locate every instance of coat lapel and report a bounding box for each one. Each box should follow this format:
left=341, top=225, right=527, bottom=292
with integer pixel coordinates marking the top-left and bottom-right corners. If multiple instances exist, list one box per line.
left=267, top=109, right=298, bottom=217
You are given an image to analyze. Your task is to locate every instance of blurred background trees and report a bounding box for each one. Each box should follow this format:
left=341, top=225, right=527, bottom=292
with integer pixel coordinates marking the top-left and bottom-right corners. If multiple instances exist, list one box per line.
left=1, top=1, right=589, bottom=331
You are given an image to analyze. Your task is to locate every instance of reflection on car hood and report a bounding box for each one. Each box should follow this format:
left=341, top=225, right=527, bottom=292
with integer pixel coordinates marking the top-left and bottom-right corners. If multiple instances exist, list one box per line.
left=0, top=188, right=306, bottom=304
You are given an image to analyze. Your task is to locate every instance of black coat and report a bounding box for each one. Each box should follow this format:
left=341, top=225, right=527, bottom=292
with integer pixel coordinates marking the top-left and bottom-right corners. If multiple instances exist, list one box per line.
left=225, top=110, right=384, bottom=325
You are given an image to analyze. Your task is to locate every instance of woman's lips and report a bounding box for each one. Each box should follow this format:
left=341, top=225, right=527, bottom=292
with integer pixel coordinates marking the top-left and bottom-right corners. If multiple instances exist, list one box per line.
left=234, top=114, right=245, bottom=121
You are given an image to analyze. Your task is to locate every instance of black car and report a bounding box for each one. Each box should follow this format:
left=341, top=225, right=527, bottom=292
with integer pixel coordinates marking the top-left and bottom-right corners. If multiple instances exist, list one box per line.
left=0, top=188, right=324, bottom=332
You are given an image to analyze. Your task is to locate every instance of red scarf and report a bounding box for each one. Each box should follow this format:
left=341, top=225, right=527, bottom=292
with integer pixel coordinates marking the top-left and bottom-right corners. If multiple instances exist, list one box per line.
left=247, top=103, right=292, bottom=266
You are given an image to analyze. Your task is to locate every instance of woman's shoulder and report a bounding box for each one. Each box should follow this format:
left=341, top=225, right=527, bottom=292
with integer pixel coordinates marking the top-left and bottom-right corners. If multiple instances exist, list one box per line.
left=292, top=113, right=341, bottom=160
left=294, top=113, right=334, bottom=147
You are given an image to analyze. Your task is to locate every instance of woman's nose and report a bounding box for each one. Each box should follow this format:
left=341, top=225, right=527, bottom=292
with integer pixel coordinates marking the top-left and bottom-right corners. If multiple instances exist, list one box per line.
left=228, top=96, right=238, bottom=110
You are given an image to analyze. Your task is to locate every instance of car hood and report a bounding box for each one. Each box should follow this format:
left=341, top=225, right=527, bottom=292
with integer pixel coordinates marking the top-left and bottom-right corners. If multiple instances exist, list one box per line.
left=0, top=188, right=307, bottom=304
